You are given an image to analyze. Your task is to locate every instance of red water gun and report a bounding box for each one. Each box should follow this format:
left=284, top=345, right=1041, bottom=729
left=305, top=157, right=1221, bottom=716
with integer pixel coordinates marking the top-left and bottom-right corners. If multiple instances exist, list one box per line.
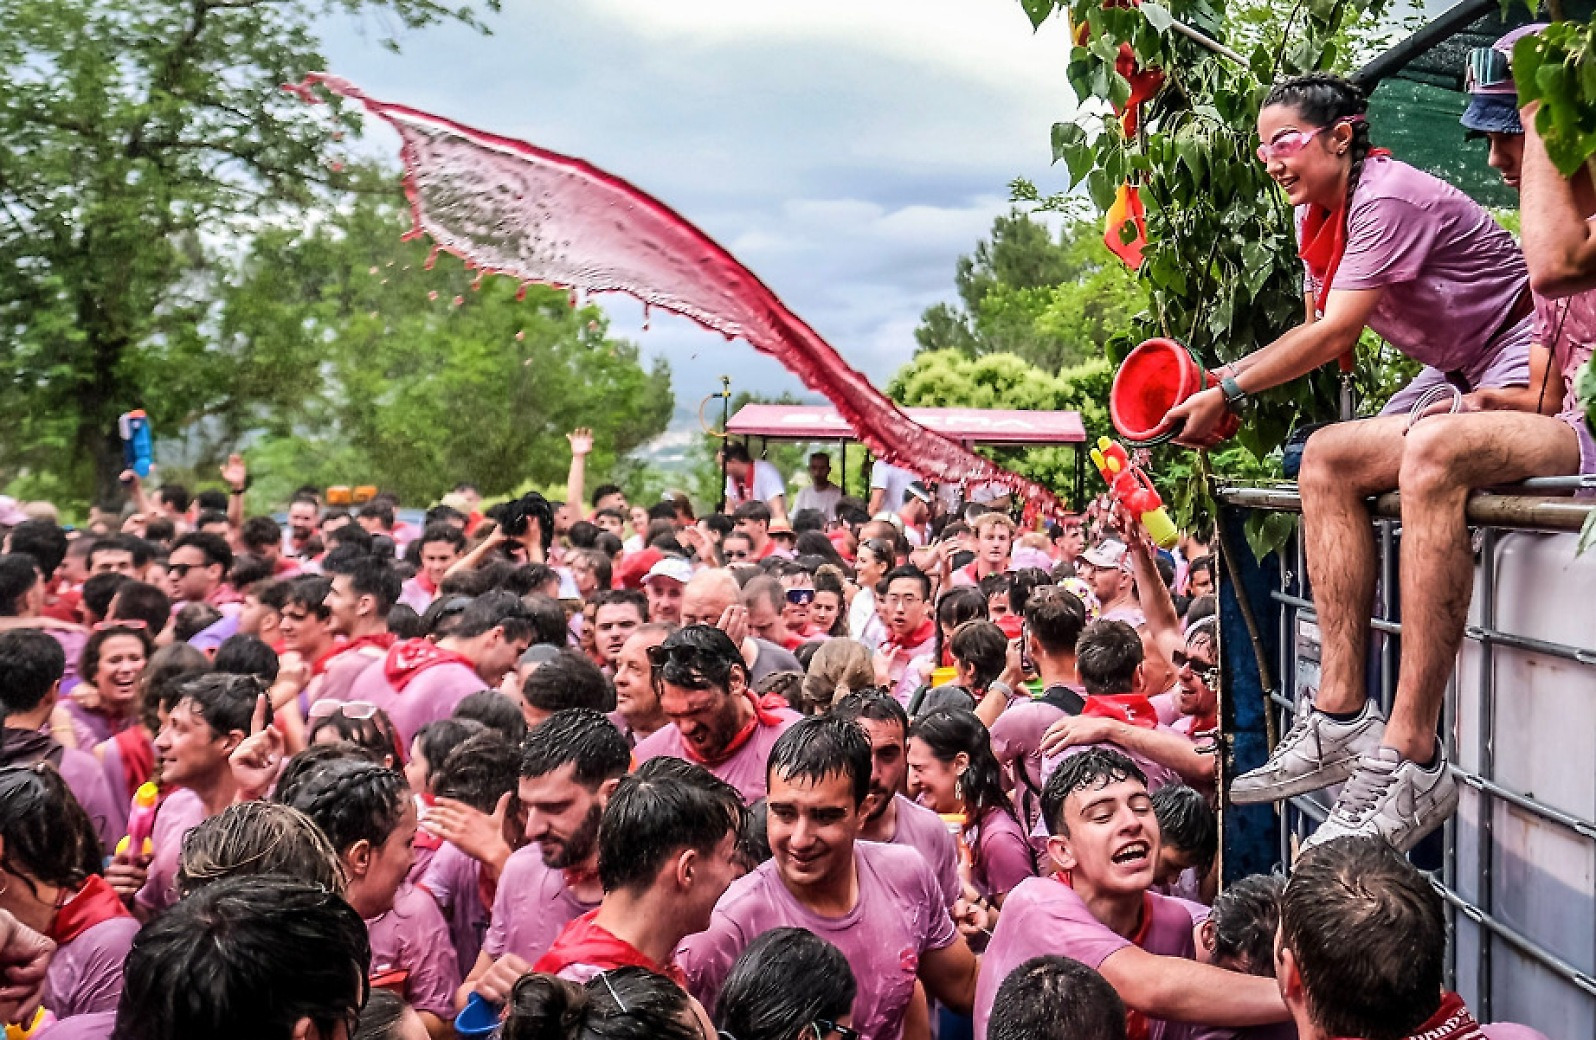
left=115, top=781, right=159, bottom=860
left=1090, top=436, right=1178, bottom=549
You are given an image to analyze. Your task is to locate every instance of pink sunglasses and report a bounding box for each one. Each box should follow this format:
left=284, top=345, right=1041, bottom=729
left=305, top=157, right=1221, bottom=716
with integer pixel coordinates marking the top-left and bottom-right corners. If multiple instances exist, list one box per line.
left=1256, top=116, right=1363, bottom=164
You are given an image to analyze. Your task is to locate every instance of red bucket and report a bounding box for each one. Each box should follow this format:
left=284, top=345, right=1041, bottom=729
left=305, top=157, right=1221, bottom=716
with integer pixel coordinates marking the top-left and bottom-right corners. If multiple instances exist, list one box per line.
left=1109, top=338, right=1240, bottom=446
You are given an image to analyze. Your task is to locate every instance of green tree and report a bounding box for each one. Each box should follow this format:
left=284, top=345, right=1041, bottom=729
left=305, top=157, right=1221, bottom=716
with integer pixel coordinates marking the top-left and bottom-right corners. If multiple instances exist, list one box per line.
left=915, top=210, right=1142, bottom=372
left=0, top=0, right=499, bottom=507
left=222, top=188, right=673, bottom=506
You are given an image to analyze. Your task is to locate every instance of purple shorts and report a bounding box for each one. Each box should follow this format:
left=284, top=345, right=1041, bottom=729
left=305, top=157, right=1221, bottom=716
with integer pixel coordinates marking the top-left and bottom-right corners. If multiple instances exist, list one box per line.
left=1381, top=320, right=1534, bottom=418
left=1558, top=407, right=1596, bottom=483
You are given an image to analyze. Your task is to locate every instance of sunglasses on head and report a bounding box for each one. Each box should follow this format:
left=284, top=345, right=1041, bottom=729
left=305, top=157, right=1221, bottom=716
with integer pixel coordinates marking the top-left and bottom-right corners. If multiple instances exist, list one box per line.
left=1465, top=45, right=1511, bottom=93
left=785, top=588, right=816, bottom=606
left=1255, top=115, right=1363, bottom=164
left=93, top=619, right=148, bottom=632
left=308, top=699, right=380, bottom=722
left=1171, top=650, right=1221, bottom=687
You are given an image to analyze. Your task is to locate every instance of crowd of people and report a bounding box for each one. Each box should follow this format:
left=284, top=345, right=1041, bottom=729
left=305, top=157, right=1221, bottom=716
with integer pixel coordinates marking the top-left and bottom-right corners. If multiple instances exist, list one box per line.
left=1, top=45, right=1591, bottom=1040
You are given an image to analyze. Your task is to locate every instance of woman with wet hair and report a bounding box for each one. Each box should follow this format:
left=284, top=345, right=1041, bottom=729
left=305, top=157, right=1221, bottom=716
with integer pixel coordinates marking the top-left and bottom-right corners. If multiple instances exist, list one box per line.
left=176, top=800, right=346, bottom=897
left=0, top=764, right=140, bottom=1018
left=715, top=928, right=857, bottom=1040
left=505, top=967, right=705, bottom=1040
left=307, top=700, right=404, bottom=769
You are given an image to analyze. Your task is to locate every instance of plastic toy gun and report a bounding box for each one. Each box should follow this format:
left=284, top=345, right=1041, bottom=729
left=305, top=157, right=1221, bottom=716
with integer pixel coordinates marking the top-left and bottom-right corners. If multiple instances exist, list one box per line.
left=1090, top=436, right=1178, bottom=549
left=115, top=782, right=159, bottom=860
left=5, top=1008, right=55, bottom=1040
left=118, top=410, right=152, bottom=479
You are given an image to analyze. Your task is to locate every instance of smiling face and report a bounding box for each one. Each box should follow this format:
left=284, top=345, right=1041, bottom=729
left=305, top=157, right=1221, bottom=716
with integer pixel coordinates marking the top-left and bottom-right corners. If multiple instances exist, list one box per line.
left=153, top=696, right=232, bottom=788
left=778, top=574, right=814, bottom=631
left=766, top=768, right=862, bottom=896
left=94, top=634, right=148, bottom=714
left=1049, top=777, right=1160, bottom=899
left=906, top=736, right=964, bottom=815
left=278, top=602, right=331, bottom=655
left=1175, top=630, right=1218, bottom=720
left=1256, top=103, right=1355, bottom=210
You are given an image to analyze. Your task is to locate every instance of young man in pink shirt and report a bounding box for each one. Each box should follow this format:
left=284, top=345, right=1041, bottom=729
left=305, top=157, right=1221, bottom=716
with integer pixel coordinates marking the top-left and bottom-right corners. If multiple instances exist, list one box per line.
left=536, top=756, right=744, bottom=983
left=873, top=565, right=937, bottom=704
left=678, top=715, right=981, bottom=1040
left=457, top=709, right=630, bottom=1011
left=951, top=512, right=1015, bottom=587
left=633, top=625, right=799, bottom=803
left=312, top=555, right=401, bottom=705
left=399, top=523, right=464, bottom=614
left=974, top=748, right=1289, bottom=1040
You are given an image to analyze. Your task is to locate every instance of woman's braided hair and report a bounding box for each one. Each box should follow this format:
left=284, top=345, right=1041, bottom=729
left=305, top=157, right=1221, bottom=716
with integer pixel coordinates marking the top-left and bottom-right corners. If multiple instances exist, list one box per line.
left=1262, top=73, right=1373, bottom=212
left=277, top=756, right=408, bottom=856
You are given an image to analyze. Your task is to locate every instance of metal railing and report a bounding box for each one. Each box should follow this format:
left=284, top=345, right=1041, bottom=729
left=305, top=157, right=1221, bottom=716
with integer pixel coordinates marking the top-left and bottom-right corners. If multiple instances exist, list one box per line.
left=1217, top=482, right=1596, bottom=1030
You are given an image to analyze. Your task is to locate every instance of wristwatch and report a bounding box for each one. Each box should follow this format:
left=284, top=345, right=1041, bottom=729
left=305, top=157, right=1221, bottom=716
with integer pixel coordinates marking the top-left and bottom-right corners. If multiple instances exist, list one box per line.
left=1219, top=375, right=1249, bottom=414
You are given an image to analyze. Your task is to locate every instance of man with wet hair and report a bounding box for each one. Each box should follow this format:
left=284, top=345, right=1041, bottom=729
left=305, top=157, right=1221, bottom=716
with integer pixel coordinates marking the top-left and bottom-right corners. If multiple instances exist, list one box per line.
left=634, top=625, right=799, bottom=802
left=973, top=748, right=1288, bottom=1040
left=989, top=955, right=1128, bottom=1040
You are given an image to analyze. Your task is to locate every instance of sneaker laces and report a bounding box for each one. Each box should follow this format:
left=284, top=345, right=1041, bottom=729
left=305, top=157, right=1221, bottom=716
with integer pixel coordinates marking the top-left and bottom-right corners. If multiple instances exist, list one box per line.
left=1325, top=757, right=1398, bottom=827
left=1267, top=708, right=1319, bottom=760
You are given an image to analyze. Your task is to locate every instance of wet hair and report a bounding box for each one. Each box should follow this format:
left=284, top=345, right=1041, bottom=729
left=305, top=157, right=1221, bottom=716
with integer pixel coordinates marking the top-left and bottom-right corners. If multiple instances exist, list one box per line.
left=1261, top=74, right=1373, bottom=214
left=308, top=705, right=402, bottom=767
left=278, top=757, right=408, bottom=857
left=520, top=708, right=631, bottom=788
left=0, top=554, right=39, bottom=616
left=882, top=564, right=931, bottom=600
left=411, top=718, right=487, bottom=787
left=909, top=709, right=1023, bottom=831
left=567, top=521, right=599, bottom=550
left=228, top=555, right=274, bottom=589
left=1151, top=783, right=1218, bottom=871
left=1040, top=747, right=1147, bottom=836
left=212, top=635, right=280, bottom=683
left=751, top=670, right=801, bottom=713
left=454, top=690, right=529, bottom=744
left=172, top=531, right=234, bottom=573
left=176, top=801, right=346, bottom=897
left=523, top=647, right=616, bottom=714
left=341, top=555, right=403, bottom=616
left=505, top=967, right=699, bottom=1040
left=520, top=593, right=569, bottom=647
left=7, top=520, right=67, bottom=579
left=80, top=623, right=155, bottom=686
left=454, top=589, right=539, bottom=644
left=715, top=929, right=857, bottom=1040
left=284, top=574, right=332, bottom=619
left=432, top=732, right=521, bottom=815
left=830, top=686, right=910, bottom=740
left=935, top=585, right=989, bottom=664
left=989, top=955, right=1127, bottom=1040
left=1075, top=620, right=1143, bottom=695
left=650, top=625, right=746, bottom=695
left=739, top=797, right=772, bottom=867
left=273, top=743, right=382, bottom=803
left=598, top=756, right=745, bottom=893
left=0, top=764, right=104, bottom=894
left=173, top=602, right=223, bottom=644
left=110, top=580, right=171, bottom=633
left=0, top=629, right=66, bottom=715
left=173, top=673, right=270, bottom=739
left=766, top=714, right=872, bottom=805
left=386, top=604, right=426, bottom=640
left=1209, top=873, right=1286, bottom=976
left=798, top=639, right=876, bottom=713
left=949, top=619, right=1008, bottom=693
left=1008, top=567, right=1054, bottom=617
left=352, top=989, right=408, bottom=1040
left=1280, top=836, right=1446, bottom=1040
left=114, top=875, right=370, bottom=1040
left=1025, top=584, right=1087, bottom=655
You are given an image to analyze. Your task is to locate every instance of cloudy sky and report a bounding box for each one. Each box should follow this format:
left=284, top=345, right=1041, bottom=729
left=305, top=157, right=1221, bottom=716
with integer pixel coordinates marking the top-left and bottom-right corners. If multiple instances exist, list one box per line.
left=320, top=0, right=1078, bottom=412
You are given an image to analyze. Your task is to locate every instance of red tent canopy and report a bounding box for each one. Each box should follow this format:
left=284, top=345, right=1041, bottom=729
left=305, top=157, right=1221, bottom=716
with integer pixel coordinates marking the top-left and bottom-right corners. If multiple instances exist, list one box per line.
left=727, top=404, right=1086, bottom=446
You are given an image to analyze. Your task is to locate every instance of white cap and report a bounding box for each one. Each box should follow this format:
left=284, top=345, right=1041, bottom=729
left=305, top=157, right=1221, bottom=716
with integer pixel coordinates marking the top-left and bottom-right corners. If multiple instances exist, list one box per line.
left=643, top=557, right=694, bottom=585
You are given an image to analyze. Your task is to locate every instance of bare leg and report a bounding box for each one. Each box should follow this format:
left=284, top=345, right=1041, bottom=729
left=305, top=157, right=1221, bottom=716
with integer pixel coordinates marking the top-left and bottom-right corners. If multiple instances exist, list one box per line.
left=1383, top=412, right=1580, bottom=759
left=1298, top=416, right=1410, bottom=714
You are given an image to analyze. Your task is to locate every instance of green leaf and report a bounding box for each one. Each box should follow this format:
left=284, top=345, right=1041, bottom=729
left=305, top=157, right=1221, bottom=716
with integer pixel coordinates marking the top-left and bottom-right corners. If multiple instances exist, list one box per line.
left=1244, top=511, right=1297, bottom=563
left=1019, top=0, right=1058, bottom=30
left=1141, top=2, right=1174, bottom=35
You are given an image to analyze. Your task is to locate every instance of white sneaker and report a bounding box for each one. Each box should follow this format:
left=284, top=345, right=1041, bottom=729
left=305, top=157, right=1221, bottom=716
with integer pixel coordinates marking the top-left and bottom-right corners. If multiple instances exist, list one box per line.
left=1302, top=744, right=1460, bottom=853
left=1229, top=702, right=1386, bottom=805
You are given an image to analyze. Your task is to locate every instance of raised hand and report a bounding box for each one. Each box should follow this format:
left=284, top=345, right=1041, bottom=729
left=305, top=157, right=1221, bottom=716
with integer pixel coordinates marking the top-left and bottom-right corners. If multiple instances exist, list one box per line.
left=220, top=453, right=247, bottom=491
left=566, top=428, right=595, bottom=457
left=230, top=694, right=285, bottom=801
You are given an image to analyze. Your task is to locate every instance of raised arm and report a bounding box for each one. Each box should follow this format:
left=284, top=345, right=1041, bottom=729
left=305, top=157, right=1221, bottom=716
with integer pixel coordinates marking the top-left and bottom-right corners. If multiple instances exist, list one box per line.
left=221, top=454, right=247, bottom=530
left=565, top=428, right=593, bottom=519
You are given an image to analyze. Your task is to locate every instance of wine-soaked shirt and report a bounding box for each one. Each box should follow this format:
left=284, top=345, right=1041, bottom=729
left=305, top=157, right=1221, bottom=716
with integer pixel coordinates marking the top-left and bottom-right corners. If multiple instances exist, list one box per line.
left=46, top=916, right=141, bottom=1017
left=134, top=787, right=209, bottom=916
left=967, top=807, right=1036, bottom=902
left=677, top=842, right=957, bottom=1040
left=346, top=657, right=488, bottom=746
left=1300, top=157, right=1531, bottom=383
left=881, top=794, right=962, bottom=909
left=367, top=882, right=462, bottom=1020
left=419, top=840, right=491, bottom=976
left=973, top=877, right=1197, bottom=1040
left=1532, top=291, right=1596, bottom=480
left=632, top=708, right=800, bottom=804
left=481, top=844, right=597, bottom=964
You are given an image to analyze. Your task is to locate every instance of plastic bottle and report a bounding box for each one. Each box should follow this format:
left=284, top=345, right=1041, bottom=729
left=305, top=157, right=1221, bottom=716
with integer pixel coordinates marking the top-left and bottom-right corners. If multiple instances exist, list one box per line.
left=5, top=1007, right=56, bottom=1040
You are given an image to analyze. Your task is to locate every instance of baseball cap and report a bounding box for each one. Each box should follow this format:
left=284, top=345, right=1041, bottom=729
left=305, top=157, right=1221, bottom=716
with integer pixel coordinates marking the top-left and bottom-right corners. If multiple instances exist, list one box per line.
left=1080, top=539, right=1131, bottom=571
left=905, top=481, right=933, bottom=506
left=643, top=557, right=693, bottom=585
left=1461, top=24, right=1547, bottom=136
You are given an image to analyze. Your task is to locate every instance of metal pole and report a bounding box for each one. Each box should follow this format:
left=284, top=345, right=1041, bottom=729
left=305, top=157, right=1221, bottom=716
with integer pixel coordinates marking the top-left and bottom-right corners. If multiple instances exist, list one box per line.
left=716, top=375, right=731, bottom=513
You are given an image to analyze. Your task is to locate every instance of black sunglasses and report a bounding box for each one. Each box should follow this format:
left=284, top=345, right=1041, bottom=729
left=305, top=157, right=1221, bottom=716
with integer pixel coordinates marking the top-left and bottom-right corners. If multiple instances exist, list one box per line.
left=1171, top=650, right=1221, bottom=688
left=812, top=1020, right=860, bottom=1040
left=785, top=588, right=816, bottom=606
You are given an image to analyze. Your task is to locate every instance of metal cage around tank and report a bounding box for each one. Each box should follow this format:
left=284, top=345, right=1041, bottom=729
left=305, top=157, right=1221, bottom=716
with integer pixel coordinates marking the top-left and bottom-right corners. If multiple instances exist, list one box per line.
left=1214, top=478, right=1596, bottom=1040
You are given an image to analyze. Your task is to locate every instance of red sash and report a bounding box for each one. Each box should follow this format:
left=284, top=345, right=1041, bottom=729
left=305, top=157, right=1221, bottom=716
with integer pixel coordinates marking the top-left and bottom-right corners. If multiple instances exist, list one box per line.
left=534, top=909, right=687, bottom=987
left=49, top=875, right=133, bottom=945
left=1081, top=694, right=1161, bottom=729
left=681, top=693, right=786, bottom=767
left=883, top=618, right=935, bottom=653
left=382, top=639, right=476, bottom=692
left=113, top=726, right=155, bottom=801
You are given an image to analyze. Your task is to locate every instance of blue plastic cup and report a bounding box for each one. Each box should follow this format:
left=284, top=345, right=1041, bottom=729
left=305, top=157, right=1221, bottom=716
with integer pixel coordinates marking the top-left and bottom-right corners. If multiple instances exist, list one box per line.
left=454, top=993, right=502, bottom=1038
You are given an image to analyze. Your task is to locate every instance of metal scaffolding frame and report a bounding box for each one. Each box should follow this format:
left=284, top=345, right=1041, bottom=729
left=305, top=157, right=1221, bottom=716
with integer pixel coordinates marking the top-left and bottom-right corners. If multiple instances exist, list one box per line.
left=1218, top=484, right=1596, bottom=1026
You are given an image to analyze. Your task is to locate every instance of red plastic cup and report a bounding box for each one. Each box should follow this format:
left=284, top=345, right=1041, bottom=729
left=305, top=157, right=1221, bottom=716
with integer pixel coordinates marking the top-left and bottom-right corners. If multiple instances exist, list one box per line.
left=1109, top=338, right=1240, bottom=446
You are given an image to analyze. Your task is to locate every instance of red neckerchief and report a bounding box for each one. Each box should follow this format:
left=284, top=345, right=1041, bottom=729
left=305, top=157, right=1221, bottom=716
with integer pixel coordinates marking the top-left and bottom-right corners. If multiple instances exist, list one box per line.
left=1329, top=992, right=1482, bottom=1040
left=309, top=638, right=350, bottom=677
left=327, top=631, right=398, bottom=673
left=1298, top=151, right=1392, bottom=317
left=413, top=793, right=442, bottom=851
left=779, top=633, right=805, bottom=652
left=884, top=618, right=936, bottom=652
left=382, top=639, right=476, bottom=692
left=114, top=726, right=155, bottom=799
left=681, top=693, right=785, bottom=767
left=49, top=875, right=133, bottom=945
left=533, top=909, right=688, bottom=987
left=1056, top=875, right=1155, bottom=1040
left=1082, top=694, right=1161, bottom=729
left=413, top=571, right=437, bottom=596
